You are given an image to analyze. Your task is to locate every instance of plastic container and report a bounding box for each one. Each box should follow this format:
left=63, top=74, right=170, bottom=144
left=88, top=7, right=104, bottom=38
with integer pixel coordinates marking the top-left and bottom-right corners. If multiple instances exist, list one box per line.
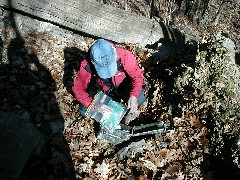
left=86, top=91, right=128, bottom=132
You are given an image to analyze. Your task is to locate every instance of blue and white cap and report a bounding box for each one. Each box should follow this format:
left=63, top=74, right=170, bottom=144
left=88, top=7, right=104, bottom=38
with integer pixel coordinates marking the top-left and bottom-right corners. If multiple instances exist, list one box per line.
left=90, top=39, right=117, bottom=79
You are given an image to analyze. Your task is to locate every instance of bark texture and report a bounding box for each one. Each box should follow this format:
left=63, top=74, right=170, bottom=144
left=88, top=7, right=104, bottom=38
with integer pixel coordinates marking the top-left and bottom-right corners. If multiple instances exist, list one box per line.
left=0, top=0, right=165, bottom=47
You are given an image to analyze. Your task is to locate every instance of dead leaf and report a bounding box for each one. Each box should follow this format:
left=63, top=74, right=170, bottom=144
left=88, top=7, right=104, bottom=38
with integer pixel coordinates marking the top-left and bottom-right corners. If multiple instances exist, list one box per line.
left=95, top=162, right=111, bottom=179
left=199, top=138, right=209, bottom=146
left=139, top=175, right=148, bottom=180
left=159, top=148, right=168, bottom=157
left=179, top=139, right=189, bottom=148
left=165, top=164, right=180, bottom=174
left=189, top=114, right=203, bottom=128
left=203, top=92, right=215, bottom=100
left=141, top=158, right=158, bottom=172
left=72, top=153, right=83, bottom=160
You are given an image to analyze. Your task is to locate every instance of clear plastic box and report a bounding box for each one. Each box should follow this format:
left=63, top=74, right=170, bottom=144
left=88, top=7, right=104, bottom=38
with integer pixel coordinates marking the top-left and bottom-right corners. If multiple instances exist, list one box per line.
left=86, top=91, right=128, bottom=132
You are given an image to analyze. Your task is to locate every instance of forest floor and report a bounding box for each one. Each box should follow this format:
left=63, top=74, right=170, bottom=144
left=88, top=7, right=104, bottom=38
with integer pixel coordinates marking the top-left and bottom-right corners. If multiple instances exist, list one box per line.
left=0, top=0, right=239, bottom=179
left=1, top=29, right=210, bottom=180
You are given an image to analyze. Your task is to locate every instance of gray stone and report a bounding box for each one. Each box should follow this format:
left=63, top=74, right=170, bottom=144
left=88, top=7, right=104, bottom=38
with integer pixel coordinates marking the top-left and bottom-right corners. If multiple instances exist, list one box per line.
left=184, top=25, right=194, bottom=35
left=221, top=36, right=236, bottom=61
left=0, top=112, right=44, bottom=179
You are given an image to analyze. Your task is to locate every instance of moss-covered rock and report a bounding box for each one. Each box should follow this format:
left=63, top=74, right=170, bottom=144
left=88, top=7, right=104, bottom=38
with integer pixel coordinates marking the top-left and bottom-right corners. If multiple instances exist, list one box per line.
left=174, top=33, right=240, bottom=167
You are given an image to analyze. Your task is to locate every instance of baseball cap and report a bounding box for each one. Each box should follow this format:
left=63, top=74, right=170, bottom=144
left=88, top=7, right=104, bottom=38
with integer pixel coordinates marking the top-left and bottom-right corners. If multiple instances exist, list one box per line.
left=90, top=39, right=117, bottom=79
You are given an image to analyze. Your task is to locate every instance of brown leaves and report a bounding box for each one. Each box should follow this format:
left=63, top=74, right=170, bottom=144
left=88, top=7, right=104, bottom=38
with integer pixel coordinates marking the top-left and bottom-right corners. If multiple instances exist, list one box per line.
left=185, top=112, right=203, bottom=128
left=159, top=148, right=168, bottom=157
left=199, top=138, right=209, bottom=146
left=72, top=153, right=83, bottom=160
left=3, top=25, right=210, bottom=180
left=94, top=162, right=111, bottom=179
left=203, top=92, right=215, bottom=101
left=165, top=163, right=181, bottom=174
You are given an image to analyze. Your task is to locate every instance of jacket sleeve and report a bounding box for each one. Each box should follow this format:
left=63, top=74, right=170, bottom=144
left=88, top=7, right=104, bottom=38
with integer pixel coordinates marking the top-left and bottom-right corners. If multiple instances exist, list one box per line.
left=72, top=59, right=93, bottom=107
left=121, top=49, right=144, bottom=98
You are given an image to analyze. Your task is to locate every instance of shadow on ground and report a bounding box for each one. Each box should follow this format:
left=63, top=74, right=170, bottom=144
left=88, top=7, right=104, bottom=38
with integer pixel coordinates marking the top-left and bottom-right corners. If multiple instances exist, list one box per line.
left=144, top=21, right=240, bottom=179
left=236, top=52, right=240, bottom=65
left=0, top=1, right=76, bottom=179
left=144, top=22, right=195, bottom=119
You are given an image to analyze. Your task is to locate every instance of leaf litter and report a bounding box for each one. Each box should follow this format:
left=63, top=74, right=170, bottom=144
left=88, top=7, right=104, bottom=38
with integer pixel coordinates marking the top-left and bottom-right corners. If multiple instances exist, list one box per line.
left=32, top=36, right=208, bottom=179
left=4, top=18, right=236, bottom=180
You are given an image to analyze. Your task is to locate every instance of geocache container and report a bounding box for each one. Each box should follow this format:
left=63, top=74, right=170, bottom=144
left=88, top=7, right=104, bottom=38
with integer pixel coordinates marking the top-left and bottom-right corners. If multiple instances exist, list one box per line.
left=86, top=91, right=128, bottom=132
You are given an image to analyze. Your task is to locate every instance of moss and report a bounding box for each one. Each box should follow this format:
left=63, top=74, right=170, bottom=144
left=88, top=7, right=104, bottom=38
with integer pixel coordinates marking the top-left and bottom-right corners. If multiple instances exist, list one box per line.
left=171, top=33, right=240, bottom=166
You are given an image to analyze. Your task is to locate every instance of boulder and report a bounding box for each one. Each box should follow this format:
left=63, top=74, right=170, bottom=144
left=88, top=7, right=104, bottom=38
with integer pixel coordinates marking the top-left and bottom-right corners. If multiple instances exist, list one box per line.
left=0, top=112, right=44, bottom=179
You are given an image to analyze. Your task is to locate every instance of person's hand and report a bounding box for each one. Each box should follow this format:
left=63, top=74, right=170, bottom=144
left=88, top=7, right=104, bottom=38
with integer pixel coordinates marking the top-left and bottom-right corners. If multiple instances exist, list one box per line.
left=128, top=95, right=138, bottom=113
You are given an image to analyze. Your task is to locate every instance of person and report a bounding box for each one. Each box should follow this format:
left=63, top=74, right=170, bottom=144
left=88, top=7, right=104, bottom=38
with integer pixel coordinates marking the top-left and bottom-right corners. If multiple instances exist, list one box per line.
left=72, top=39, right=146, bottom=120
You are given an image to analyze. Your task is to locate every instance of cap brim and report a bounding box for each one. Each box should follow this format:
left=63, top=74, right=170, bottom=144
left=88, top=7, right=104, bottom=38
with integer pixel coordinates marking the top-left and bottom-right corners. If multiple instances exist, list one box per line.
left=94, top=59, right=117, bottom=79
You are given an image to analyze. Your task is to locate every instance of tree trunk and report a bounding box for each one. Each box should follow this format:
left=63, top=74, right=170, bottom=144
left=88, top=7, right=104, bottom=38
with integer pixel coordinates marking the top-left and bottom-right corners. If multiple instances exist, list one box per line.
left=0, top=0, right=165, bottom=47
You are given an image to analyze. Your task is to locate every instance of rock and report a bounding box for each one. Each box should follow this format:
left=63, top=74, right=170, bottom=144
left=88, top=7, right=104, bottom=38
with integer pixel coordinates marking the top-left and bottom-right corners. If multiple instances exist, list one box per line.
left=184, top=25, right=194, bottom=36
left=221, top=35, right=236, bottom=61
left=0, top=112, right=44, bottom=179
left=173, top=33, right=240, bottom=167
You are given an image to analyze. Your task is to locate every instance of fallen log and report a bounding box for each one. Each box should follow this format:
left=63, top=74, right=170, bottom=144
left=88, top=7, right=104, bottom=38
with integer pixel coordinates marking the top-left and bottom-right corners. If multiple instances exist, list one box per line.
left=0, top=0, right=165, bottom=47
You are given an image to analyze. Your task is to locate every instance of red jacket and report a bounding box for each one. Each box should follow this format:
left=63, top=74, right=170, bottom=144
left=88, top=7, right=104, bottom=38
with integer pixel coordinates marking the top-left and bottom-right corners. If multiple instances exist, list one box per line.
left=72, top=45, right=144, bottom=107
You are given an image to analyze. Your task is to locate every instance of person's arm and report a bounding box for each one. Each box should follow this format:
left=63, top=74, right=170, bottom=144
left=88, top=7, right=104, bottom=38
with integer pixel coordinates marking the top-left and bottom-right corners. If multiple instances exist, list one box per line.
left=120, top=48, right=144, bottom=113
left=121, top=49, right=144, bottom=98
left=72, top=59, right=93, bottom=107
